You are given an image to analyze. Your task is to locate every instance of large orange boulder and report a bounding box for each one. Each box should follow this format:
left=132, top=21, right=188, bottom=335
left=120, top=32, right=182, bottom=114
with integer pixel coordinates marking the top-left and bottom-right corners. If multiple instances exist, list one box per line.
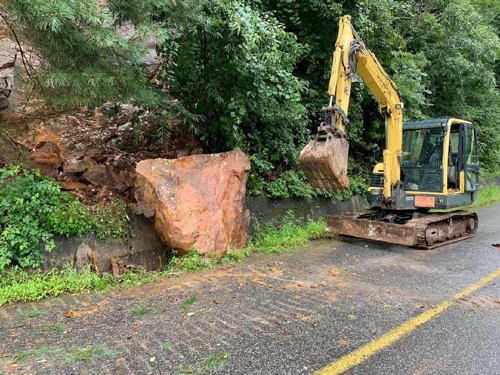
left=135, top=150, right=251, bottom=256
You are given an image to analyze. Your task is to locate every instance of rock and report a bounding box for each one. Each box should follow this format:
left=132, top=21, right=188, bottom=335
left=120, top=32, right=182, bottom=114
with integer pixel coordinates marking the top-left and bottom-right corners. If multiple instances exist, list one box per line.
left=63, top=156, right=96, bottom=173
left=135, top=149, right=251, bottom=256
left=82, top=164, right=128, bottom=191
left=74, top=244, right=98, bottom=273
left=111, top=257, right=141, bottom=276
left=0, top=38, right=16, bottom=111
left=59, top=181, right=87, bottom=190
left=30, top=141, right=63, bottom=177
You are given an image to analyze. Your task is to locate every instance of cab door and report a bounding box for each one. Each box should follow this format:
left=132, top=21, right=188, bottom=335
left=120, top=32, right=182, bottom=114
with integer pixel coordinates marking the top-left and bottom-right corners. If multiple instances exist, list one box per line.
left=460, top=124, right=479, bottom=192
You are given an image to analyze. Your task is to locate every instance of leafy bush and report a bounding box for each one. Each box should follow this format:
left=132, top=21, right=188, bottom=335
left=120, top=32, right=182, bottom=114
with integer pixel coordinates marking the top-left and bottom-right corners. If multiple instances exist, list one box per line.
left=0, top=166, right=91, bottom=269
left=157, top=0, right=309, bottom=175
left=247, top=165, right=369, bottom=201
left=266, top=170, right=316, bottom=200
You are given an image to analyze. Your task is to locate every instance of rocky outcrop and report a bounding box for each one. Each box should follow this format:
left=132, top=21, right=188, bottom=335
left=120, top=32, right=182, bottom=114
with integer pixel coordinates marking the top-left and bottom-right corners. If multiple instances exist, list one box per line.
left=135, top=150, right=251, bottom=256
left=0, top=38, right=16, bottom=110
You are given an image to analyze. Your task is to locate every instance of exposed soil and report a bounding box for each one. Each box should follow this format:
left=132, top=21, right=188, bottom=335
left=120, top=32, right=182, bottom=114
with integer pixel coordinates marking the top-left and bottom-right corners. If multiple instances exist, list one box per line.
left=0, top=104, right=201, bottom=205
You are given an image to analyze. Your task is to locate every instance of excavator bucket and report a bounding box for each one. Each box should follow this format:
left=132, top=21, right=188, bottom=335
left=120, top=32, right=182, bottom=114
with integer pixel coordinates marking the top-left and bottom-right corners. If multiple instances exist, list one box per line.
left=300, top=131, right=349, bottom=191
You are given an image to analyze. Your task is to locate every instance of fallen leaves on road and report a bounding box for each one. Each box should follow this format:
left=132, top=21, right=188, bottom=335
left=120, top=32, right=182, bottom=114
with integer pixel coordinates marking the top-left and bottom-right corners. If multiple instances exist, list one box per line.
left=296, top=313, right=313, bottom=322
left=250, top=277, right=274, bottom=288
left=63, top=301, right=108, bottom=318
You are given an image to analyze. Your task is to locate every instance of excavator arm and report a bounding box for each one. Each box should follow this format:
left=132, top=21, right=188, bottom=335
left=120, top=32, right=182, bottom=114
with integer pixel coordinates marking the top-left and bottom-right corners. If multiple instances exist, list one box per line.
left=300, top=15, right=404, bottom=202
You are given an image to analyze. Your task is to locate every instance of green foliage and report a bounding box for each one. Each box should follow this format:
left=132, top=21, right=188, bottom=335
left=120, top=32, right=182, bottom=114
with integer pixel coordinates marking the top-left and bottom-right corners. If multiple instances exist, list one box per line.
left=0, top=264, right=155, bottom=307
left=13, top=347, right=63, bottom=363
left=166, top=250, right=214, bottom=272
left=0, top=166, right=91, bottom=269
left=221, top=249, right=248, bottom=265
left=4, top=0, right=500, bottom=186
left=266, top=171, right=316, bottom=200
left=129, top=305, right=149, bottom=317
left=469, top=185, right=500, bottom=208
left=18, top=308, right=47, bottom=321
left=0, top=166, right=130, bottom=270
left=45, top=323, right=67, bottom=334
left=248, top=165, right=369, bottom=200
left=85, top=198, right=130, bottom=242
left=156, top=0, right=309, bottom=175
left=0, top=265, right=108, bottom=306
left=247, top=213, right=332, bottom=253
left=198, top=354, right=230, bottom=372
left=0, top=0, right=178, bottom=106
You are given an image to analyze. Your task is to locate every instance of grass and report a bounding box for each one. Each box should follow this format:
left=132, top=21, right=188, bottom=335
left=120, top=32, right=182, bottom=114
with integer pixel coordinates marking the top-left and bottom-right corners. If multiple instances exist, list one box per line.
left=178, top=353, right=230, bottom=374
left=18, top=308, right=47, bottom=321
left=0, top=264, right=156, bottom=307
left=45, top=323, right=67, bottom=333
left=469, top=185, right=500, bottom=208
left=432, top=184, right=500, bottom=213
left=0, top=215, right=331, bottom=306
left=13, top=347, right=62, bottom=362
left=129, top=305, right=149, bottom=317
left=198, top=353, right=229, bottom=371
left=3, top=181, right=500, bottom=308
left=246, top=216, right=332, bottom=254
left=12, top=345, right=120, bottom=364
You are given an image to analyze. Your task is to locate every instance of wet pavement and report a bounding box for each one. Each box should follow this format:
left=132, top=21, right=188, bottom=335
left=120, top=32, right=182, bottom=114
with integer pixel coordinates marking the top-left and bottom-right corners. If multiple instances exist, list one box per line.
left=1, top=202, right=500, bottom=375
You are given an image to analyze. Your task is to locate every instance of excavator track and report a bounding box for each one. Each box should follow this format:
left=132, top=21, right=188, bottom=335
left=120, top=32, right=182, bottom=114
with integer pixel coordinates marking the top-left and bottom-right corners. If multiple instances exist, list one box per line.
left=327, top=210, right=478, bottom=249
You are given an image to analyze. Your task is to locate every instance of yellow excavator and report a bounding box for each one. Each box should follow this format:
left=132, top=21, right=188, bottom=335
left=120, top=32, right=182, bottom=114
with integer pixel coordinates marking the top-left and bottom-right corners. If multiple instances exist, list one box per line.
left=300, top=15, right=478, bottom=249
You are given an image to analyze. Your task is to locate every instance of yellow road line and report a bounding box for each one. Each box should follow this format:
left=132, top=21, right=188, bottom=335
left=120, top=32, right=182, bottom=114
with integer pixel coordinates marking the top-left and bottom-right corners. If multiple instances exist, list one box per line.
left=313, top=267, right=500, bottom=375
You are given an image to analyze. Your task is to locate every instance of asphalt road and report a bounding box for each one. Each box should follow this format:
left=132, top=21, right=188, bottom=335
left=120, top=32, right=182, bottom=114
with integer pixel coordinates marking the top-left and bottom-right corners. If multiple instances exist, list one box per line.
left=1, top=202, right=500, bottom=375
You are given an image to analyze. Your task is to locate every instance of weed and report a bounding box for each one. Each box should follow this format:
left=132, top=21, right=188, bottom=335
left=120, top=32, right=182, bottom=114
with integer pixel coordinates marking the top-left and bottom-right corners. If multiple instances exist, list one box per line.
left=101, top=348, right=121, bottom=358
left=150, top=307, right=163, bottom=314
left=221, top=249, right=248, bottom=265
left=470, top=185, right=500, bottom=208
left=160, top=341, right=173, bottom=349
left=129, top=305, right=149, bottom=317
left=167, top=250, right=213, bottom=272
left=116, top=268, right=156, bottom=286
left=199, top=353, right=229, bottom=371
left=65, top=346, right=96, bottom=361
left=180, top=296, right=197, bottom=311
left=177, top=364, right=192, bottom=375
left=177, top=353, right=230, bottom=375
left=432, top=184, right=500, bottom=213
left=85, top=198, right=130, bottom=242
left=18, top=309, right=47, bottom=322
left=63, top=346, right=120, bottom=362
left=0, top=265, right=156, bottom=307
left=246, top=214, right=331, bottom=254
left=45, top=323, right=66, bottom=334
left=0, top=166, right=131, bottom=270
left=13, top=347, right=62, bottom=362
left=1, top=214, right=331, bottom=306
